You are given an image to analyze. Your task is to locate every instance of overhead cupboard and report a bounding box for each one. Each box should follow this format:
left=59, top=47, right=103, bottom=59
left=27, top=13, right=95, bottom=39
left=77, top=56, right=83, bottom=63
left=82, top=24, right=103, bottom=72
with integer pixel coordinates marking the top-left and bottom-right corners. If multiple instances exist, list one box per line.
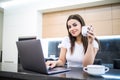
left=42, top=3, right=120, bottom=38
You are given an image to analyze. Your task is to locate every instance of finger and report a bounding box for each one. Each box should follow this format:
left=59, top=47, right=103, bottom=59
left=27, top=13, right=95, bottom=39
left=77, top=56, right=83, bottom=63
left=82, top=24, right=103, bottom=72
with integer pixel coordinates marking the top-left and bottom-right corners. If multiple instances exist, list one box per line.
left=46, top=61, right=51, bottom=66
left=87, top=33, right=95, bottom=39
left=50, top=64, right=55, bottom=68
left=87, top=30, right=94, bottom=36
left=90, top=27, right=94, bottom=32
left=87, top=30, right=95, bottom=37
left=88, top=26, right=93, bottom=32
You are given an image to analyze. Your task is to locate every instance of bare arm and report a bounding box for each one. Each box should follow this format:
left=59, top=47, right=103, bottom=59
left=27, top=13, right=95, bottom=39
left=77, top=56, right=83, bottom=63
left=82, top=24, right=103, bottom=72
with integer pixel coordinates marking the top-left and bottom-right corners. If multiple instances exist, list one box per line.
left=83, top=26, right=99, bottom=67
left=83, top=43, right=98, bottom=67
left=46, top=47, right=67, bottom=68
left=56, top=47, right=67, bottom=66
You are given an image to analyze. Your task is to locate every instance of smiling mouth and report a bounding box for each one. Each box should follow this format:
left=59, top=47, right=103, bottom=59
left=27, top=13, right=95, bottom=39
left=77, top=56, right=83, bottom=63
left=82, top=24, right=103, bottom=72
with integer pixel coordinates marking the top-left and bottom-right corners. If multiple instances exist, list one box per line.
left=71, top=30, right=77, bottom=34
left=72, top=32, right=76, bottom=34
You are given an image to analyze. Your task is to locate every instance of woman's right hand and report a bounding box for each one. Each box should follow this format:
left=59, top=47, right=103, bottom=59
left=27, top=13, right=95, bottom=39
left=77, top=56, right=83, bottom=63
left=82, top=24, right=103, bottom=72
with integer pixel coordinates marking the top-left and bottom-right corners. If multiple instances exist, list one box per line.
left=46, top=61, right=57, bottom=68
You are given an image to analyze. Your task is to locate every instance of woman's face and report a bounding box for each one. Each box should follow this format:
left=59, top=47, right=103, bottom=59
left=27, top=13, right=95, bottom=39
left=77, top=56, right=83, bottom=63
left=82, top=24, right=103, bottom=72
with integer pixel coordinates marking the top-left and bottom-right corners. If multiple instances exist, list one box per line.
left=67, top=19, right=82, bottom=37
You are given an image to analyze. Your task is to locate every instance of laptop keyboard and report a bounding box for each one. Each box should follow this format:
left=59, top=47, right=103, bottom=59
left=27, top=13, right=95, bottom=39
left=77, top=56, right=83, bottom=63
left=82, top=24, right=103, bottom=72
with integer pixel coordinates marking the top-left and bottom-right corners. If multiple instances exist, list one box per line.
left=49, top=67, right=67, bottom=71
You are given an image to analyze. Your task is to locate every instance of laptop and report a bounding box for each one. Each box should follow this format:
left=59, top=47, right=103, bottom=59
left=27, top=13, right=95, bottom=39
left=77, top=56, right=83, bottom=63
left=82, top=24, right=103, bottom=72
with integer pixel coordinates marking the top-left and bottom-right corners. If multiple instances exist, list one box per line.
left=16, top=39, right=71, bottom=74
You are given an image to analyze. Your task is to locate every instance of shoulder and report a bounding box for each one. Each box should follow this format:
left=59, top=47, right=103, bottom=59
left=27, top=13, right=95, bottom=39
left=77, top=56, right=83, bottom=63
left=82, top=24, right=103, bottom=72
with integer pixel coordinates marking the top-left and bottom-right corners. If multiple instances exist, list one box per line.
left=58, top=36, right=70, bottom=48
left=62, top=36, right=70, bottom=42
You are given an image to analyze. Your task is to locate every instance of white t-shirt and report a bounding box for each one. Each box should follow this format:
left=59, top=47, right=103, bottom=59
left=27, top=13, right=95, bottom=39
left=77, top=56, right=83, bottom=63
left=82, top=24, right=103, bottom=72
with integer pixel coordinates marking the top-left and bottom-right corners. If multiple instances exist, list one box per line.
left=58, top=36, right=99, bottom=67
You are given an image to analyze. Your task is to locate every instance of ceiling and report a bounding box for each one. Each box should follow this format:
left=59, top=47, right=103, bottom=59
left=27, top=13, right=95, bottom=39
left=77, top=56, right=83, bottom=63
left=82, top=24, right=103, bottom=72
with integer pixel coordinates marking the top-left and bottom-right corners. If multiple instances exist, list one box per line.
left=0, top=0, right=12, bottom=3
left=0, top=0, right=12, bottom=8
left=0, top=0, right=37, bottom=9
left=0, top=0, right=16, bottom=8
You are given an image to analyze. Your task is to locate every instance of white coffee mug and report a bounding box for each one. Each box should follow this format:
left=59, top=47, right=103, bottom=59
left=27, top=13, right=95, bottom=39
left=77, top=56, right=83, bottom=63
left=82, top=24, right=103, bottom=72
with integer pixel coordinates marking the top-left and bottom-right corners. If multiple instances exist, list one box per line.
left=83, top=65, right=109, bottom=75
left=82, top=26, right=90, bottom=36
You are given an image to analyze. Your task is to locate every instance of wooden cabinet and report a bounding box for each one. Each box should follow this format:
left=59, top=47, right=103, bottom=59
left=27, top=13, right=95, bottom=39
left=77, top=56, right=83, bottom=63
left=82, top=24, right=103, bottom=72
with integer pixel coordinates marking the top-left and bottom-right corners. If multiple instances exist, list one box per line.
left=42, top=4, right=120, bottom=38
left=112, top=4, right=120, bottom=35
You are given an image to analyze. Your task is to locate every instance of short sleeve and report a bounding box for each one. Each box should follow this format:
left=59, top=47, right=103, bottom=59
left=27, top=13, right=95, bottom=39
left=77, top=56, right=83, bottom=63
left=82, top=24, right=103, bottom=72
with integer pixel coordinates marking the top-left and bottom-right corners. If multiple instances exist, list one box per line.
left=58, top=36, right=70, bottom=48
left=93, top=39, right=99, bottom=49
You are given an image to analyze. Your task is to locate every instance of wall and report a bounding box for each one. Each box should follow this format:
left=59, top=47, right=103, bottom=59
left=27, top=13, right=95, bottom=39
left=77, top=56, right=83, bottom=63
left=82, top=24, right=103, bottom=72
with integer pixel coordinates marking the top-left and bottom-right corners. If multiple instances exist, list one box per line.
left=0, top=10, right=3, bottom=52
left=3, top=5, right=40, bottom=63
left=2, top=0, right=120, bottom=63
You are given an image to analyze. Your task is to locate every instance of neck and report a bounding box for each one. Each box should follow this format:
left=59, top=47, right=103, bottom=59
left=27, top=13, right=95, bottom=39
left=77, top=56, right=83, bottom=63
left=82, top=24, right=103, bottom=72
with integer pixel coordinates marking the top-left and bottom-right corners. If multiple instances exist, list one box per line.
left=76, top=36, right=82, bottom=44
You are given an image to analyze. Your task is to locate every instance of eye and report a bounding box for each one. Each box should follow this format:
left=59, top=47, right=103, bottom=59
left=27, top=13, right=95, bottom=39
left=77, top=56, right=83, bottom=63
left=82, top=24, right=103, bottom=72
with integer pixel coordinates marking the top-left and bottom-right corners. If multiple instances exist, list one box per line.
left=68, top=25, right=71, bottom=29
left=73, top=23, right=77, bottom=27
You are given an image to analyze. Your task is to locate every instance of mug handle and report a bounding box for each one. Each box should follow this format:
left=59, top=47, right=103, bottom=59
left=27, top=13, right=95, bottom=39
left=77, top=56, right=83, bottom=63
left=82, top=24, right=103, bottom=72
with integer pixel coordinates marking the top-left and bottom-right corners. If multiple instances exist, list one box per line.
left=83, top=67, right=88, bottom=72
left=105, top=67, right=109, bottom=72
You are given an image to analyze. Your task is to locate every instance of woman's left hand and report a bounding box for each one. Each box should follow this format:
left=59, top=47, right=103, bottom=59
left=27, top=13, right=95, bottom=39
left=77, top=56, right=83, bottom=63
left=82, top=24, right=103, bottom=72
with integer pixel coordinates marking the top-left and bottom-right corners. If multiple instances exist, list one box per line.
left=87, top=26, right=95, bottom=44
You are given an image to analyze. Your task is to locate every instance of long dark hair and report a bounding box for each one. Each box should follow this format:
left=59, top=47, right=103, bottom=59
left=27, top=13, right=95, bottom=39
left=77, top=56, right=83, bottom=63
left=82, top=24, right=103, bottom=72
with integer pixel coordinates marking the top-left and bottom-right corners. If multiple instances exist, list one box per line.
left=66, top=14, right=99, bottom=54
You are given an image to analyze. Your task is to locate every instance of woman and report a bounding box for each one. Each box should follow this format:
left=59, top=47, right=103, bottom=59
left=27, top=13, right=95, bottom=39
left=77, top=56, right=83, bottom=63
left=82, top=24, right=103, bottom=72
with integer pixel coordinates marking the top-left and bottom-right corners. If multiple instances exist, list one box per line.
left=46, top=14, right=99, bottom=68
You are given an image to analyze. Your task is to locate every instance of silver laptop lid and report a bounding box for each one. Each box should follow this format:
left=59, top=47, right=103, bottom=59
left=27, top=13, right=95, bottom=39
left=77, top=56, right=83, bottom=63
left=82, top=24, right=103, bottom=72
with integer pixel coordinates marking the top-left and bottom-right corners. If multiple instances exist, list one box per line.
left=16, top=39, right=48, bottom=74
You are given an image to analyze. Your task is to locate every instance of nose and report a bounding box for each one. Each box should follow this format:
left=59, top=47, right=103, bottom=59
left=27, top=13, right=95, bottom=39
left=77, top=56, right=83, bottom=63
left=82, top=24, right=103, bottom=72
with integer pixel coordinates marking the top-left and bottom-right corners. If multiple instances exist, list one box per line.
left=69, top=26, right=74, bottom=31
